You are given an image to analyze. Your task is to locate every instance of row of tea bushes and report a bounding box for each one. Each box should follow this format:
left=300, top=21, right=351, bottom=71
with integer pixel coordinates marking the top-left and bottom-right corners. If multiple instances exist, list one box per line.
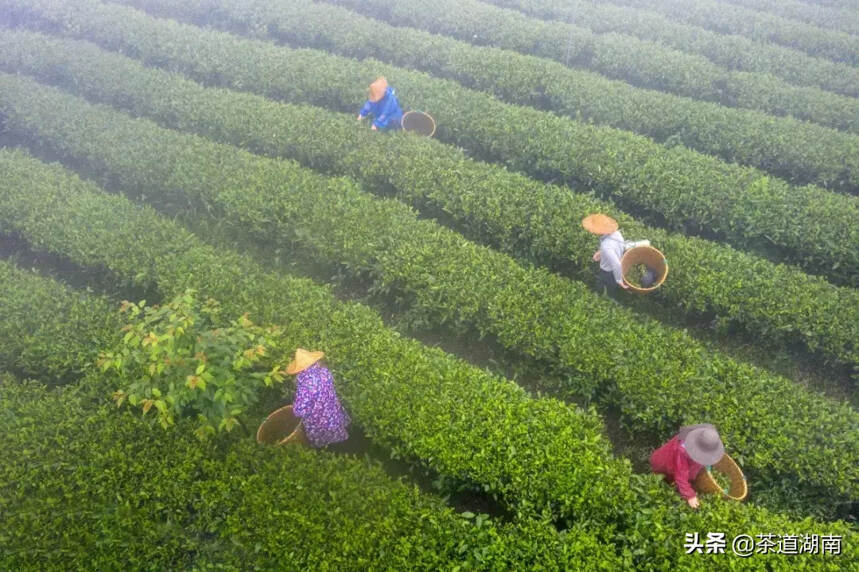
left=0, top=145, right=639, bottom=545
left=0, top=259, right=120, bottom=383
left=321, top=0, right=859, bottom=128
left=114, top=0, right=859, bottom=193
left=608, top=0, right=859, bottom=65
left=804, top=0, right=858, bottom=9
left=4, top=31, right=854, bottom=380
left=20, top=0, right=858, bottom=284
left=2, top=76, right=857, bottom=508
left=482, top=0, right=859, bottom=99
left=0, top=377, right=613, bottom=570
left=0, top=150, right=853, bottom=570
left=718, top=0, right=859, bottom=36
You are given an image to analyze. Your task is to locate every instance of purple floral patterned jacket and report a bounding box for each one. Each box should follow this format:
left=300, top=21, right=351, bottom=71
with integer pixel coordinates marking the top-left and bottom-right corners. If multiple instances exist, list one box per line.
left=293, top=362, right=350, bottom=447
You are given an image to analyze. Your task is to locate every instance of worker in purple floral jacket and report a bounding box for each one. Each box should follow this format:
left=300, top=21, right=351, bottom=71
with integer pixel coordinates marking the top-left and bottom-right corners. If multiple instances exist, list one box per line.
left=286, top=348, right=350, bottom=447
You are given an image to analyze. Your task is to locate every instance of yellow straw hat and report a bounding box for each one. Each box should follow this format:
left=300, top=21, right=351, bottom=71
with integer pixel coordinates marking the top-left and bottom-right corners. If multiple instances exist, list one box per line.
left=286, top=348, right=325, bottom=375
left=368, top=77, right=388, bottom=102
left=581, top=214, right=619, bottom=235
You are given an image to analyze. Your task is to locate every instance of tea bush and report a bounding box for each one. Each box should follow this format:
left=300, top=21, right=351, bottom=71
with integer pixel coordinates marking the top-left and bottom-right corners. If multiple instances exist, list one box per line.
left=0, top=155, right=854, bottom=569
left=608, top=0, right=859, bottom=65
left=482, top=0, right=859, bottom=99
left=0, top=145, right=635, bottom=539
left=1, top=82, right=857, bottom=508
left=10, top=0, right=857, bottom=284
left=0, top=378, right=617, bottom=570
left=2, top=30, right=855, bottom=374
left=719, top=0, right=859, bottom=35
left=141, top=0, right=859, bottom=193
left=0, top=258, right=120, bottom=383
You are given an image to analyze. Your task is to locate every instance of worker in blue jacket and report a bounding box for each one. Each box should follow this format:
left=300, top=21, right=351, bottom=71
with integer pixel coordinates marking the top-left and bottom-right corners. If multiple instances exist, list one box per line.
left=357, top=77, right=403, bottom=131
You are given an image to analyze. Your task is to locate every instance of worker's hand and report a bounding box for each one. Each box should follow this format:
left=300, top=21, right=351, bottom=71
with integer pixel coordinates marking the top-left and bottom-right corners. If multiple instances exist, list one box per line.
left=687, top=497, right=699, bottom=509
left=371, top=124, right=378, bottom=131
left=619, top=281, right=629, bottom=289
left=357, top=114, right=363, bottom=121
left=592, top=251, right=601, bottom=262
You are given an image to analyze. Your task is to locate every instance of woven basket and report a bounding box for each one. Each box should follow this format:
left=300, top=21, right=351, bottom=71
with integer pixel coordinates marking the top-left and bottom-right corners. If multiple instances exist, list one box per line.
left=402, top=110, right=436, bottom=137
left=256, top=405, right=307, bottom=446
left=693, top=454, right=748, bottom=501
left=620, top=245, right=668, bottom=293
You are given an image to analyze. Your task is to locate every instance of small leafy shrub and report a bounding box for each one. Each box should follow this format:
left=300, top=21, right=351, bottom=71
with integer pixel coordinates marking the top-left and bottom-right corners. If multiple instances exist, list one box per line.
left=99, top=289, right=286, bottom=438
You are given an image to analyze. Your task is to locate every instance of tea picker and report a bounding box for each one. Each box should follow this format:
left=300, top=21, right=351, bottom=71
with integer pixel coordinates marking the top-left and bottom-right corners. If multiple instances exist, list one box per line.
left=358, top=77, right=437, bottom=137
left=581, top=214, right=667, bottom=295
left=651, top=424, right=723, bottom=509
left=357, top=77, right=404, bottom=131
left=582, top=214, right=629, bottom=297
left=257, top=349, right=350, bottom=448
left=650, top=424, right=748, bottom=508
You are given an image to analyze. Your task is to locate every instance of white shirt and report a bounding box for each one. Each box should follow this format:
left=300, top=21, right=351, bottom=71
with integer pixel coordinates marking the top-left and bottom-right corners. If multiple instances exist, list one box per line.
left=599, top=231, right=625, bottom=284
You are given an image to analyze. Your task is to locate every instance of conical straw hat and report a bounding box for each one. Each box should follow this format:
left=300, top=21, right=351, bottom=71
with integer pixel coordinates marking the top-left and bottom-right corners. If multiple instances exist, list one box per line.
left=581, top=214, right=618, bottom=235
left=286, top=348, right=325, bottom=375
left=369, top=77, right=388, bottom=102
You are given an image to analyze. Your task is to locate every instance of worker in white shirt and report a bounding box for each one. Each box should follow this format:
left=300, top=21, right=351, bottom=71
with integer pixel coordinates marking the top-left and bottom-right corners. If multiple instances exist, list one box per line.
left=582, top=214, right=629, bottom=298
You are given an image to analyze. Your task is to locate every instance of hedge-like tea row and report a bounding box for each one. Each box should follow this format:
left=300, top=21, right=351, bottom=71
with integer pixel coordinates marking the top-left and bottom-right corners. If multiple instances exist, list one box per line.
left=3, top=75, right=858, bottom=508
left=797, top=0, right=856, bottom=10
left=4, top=31, right=855, bottom=381
left=11, top=0, right=858, bottom=285
left=97, top=0, right=859, bottom=194
left=320, top=0, right=859, bottom=130
left=482, top=0, right=859, bottom=100
left=0, top=259, right=120, bottom=384
left=813, top=0, right=858, bottom=9
left=0, top=146, right=635, bottom=542
left=609, top=0, right=859, bottom=65
left=0, top=379, right=616, bottom=570
left=723, top=0, right=859, bottom=35
left=0, top=151, right=854, bottom=571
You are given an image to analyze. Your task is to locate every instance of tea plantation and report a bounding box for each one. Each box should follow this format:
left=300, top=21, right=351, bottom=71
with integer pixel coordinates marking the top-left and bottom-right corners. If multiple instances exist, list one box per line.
left=0, top=0, right=856, bottom=569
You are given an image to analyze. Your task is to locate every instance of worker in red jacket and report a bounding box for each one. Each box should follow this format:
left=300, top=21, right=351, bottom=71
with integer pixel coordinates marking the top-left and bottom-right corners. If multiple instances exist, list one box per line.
left=650, top=423, right=724, bottom=509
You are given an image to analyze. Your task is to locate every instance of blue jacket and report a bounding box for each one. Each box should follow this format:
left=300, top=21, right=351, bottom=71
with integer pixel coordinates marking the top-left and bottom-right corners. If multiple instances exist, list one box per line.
left=359, top=87, right=403, bottom=129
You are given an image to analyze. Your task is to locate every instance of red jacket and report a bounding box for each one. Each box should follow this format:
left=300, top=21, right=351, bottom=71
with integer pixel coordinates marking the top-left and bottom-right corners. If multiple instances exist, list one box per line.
left=650, top=436, right=704, bottom=500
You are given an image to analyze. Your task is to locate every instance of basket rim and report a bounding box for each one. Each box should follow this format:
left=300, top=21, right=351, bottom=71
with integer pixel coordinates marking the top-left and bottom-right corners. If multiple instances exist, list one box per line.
left=695, top=454, right=748, bottom=501
left=620, top=245, right=668, bottom=293
left=256, top=404, right=304, bottom=445
left=402, top=110, right=436, bottom=137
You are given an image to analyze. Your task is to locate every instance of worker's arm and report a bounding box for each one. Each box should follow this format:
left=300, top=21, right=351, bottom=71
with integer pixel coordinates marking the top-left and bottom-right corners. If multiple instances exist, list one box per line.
left=673, top=454, right=699, bottom=506
left=357, top=100, right=373, bottom=120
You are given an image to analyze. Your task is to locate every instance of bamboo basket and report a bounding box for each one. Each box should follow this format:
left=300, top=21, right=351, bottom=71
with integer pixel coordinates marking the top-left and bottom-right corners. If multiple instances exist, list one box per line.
left=693, top=454, right=748, bottom=501
left=256, top=405, right=307, bottom=446
left=402, top=110, right=436, bottom=137
left=620, top=245, right=668, bottom=293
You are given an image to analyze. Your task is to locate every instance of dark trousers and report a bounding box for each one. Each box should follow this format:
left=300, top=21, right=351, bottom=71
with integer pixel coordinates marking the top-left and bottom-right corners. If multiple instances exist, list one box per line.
left=596, top=270, right=620, bottom=299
